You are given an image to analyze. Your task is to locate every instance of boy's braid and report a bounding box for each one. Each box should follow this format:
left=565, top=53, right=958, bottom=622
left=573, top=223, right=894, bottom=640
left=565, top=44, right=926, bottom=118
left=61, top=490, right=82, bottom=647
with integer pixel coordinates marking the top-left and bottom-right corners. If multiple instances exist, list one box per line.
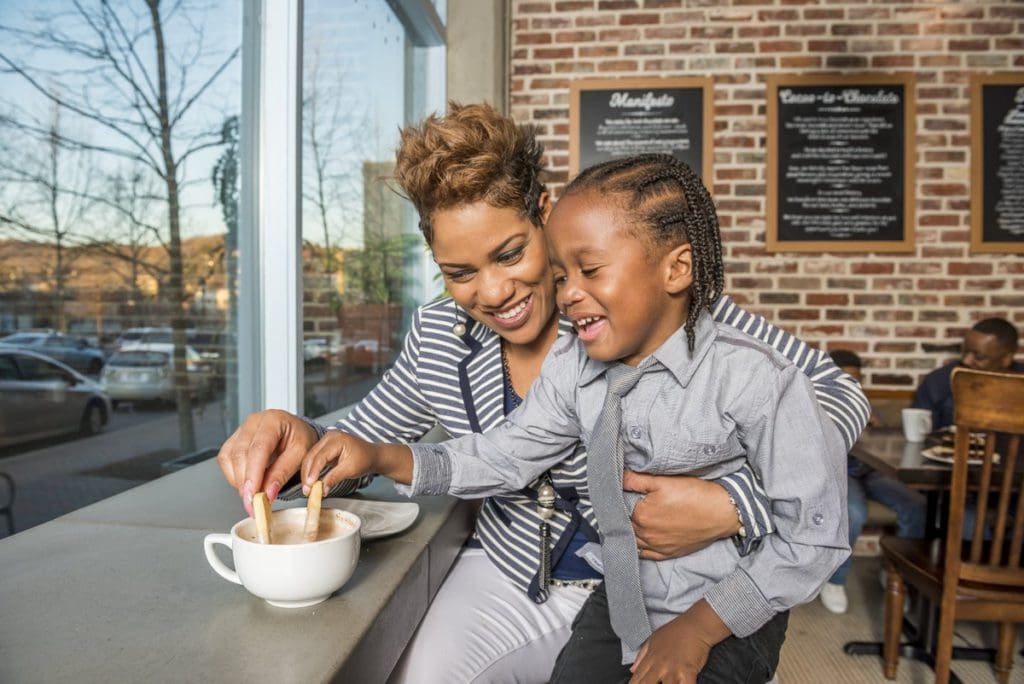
left=563, top=153, right=724, bottom=351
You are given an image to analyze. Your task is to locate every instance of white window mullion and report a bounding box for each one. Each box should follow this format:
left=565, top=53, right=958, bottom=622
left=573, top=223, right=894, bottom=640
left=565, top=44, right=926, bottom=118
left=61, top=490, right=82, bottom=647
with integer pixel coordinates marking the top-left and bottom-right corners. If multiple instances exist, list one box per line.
left=255, top=0, right=303, bottom=414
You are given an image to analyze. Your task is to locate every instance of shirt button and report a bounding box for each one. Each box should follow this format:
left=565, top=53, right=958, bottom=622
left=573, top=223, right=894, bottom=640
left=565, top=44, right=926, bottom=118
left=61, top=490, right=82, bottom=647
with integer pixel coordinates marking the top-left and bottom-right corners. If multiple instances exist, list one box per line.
left=812, top=513, right=824, bottom=525
left=629, top=427, right=642, bottom=439
left=703, top=445, right=714, bottom=455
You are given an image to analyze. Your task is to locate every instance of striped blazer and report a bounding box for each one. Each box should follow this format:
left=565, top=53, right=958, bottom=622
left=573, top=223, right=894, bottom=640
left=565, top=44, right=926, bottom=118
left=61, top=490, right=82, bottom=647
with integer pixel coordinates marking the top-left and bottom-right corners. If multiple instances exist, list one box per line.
left=314, top=295, right=870, bottom=600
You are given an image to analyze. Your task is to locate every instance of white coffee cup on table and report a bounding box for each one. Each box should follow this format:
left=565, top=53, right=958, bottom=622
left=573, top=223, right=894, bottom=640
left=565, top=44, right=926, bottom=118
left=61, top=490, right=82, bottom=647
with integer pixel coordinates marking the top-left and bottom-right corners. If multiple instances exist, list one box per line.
left=901, top=408, right=933, bottom=443
left=204, top=507, right=361, bottom=608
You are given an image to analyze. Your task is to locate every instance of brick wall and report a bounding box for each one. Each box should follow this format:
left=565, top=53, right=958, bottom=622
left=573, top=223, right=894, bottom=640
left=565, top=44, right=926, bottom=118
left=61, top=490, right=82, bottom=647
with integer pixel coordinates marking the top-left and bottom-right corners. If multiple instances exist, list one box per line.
left=509, top=0, right=1024, bottom=391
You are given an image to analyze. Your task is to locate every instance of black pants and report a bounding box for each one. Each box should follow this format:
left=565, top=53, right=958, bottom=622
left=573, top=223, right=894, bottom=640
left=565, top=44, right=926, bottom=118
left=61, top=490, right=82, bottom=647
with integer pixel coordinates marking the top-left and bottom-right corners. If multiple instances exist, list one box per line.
left=550, top=583, right=788, bottom=684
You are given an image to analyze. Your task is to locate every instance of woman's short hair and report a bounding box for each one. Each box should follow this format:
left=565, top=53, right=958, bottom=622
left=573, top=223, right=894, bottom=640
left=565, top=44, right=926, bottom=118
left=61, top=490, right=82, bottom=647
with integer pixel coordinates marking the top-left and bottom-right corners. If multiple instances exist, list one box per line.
left=393, top=101, right=547, bottom=244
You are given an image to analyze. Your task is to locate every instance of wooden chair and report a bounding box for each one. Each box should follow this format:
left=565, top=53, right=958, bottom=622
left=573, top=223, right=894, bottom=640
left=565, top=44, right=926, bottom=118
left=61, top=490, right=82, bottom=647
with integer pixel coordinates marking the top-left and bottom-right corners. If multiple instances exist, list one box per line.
left=881, top=367, right=1024, bottom=684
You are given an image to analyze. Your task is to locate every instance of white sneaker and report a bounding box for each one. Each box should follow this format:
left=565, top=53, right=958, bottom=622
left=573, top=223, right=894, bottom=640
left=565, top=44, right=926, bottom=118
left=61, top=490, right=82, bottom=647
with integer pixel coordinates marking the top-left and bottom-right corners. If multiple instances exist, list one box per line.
left=819, top=582, right=848, bottom=614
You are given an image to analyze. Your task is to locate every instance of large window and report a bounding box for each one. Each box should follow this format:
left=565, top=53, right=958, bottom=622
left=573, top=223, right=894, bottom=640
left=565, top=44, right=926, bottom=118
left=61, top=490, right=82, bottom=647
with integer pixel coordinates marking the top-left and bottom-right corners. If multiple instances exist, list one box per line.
left=300, top=0, right=445, bottom=416
left=0, top=0, right=446, bottom=537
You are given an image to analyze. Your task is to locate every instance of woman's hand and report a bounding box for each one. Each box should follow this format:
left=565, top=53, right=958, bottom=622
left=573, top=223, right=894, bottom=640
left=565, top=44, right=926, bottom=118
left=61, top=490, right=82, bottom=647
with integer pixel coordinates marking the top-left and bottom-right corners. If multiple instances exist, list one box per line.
left=301, top=432, right=415, bottom=493
left=625, top=471, right=739, bottom=560
left=216, top=409, right=319, bottom=515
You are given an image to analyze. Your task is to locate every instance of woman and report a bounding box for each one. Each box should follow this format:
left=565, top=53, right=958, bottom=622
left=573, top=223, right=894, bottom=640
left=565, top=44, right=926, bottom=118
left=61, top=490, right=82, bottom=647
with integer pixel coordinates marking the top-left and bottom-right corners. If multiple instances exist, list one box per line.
left=217, top=103, right=868, bottom=683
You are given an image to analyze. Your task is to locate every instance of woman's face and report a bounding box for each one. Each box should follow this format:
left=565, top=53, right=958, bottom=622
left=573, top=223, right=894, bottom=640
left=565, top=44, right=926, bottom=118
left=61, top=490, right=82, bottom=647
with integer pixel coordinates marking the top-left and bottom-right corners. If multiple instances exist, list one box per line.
left=430, top=198, right=557, bottom=346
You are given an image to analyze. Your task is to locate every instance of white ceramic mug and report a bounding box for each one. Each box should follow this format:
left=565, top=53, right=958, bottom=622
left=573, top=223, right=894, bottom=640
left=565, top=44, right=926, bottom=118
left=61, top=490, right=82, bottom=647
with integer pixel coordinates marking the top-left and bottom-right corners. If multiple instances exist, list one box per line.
left=204, top=507, right=361, bottom=608
left=901, top=408, right=933, bottom=443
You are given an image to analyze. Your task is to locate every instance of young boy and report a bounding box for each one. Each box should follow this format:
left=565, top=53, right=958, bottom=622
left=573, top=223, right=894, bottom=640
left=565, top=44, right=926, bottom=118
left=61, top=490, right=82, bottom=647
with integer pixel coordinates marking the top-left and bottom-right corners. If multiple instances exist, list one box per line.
left=302, top=154, right=849, bottom=682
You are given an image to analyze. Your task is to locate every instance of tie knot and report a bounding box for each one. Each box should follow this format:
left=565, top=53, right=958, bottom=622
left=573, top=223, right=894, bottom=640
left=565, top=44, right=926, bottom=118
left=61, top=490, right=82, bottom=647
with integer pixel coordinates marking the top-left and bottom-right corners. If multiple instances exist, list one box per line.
left=605, top=359, right=655, bottom=397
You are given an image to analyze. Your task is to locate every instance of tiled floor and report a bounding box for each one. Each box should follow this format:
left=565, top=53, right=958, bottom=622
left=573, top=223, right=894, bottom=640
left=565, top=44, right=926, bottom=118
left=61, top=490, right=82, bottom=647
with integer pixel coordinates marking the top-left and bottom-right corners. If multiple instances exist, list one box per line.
left=778, top=555, right=1024, bottom=683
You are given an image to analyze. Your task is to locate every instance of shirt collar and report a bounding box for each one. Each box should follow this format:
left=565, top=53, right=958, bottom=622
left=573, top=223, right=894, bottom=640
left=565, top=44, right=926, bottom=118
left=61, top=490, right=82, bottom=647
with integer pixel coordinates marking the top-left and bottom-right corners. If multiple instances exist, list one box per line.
left=578, top=310, right=717, bottom=388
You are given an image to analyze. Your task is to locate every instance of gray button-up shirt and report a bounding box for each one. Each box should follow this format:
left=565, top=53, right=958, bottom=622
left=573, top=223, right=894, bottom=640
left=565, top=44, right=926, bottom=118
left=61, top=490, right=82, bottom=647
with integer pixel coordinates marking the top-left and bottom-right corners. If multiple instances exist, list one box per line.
left=409, top=312, right=849, bottom=649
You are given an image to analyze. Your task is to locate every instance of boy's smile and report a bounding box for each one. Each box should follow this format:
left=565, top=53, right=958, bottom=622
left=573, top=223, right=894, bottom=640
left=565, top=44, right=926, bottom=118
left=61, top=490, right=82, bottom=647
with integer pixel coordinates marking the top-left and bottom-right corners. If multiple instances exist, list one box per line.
left=546, top=190, right=692, bottom=366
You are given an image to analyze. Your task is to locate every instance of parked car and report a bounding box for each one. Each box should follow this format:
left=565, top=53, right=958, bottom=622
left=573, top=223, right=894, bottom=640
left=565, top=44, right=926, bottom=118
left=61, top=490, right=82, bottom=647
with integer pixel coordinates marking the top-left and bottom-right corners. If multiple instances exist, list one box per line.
left=347, top=338, right=392, bottom=371
left=0, top=331, right=106, bottom=375
left=303, top=335, right=345, bottom=368
left=0, top=348, right=111, bottom=448
left=100, top=343, right=213, bottom=405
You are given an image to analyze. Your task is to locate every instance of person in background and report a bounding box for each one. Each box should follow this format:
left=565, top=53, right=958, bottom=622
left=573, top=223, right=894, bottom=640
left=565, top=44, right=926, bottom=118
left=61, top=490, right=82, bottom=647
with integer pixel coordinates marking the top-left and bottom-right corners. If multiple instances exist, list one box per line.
left=912, top=318, right=1022, bottom=431
left=301, top=154, right=850, bottom=684
left=817, top=350, right=926, bottom=615
left=217, top=104, right=868, bottom=684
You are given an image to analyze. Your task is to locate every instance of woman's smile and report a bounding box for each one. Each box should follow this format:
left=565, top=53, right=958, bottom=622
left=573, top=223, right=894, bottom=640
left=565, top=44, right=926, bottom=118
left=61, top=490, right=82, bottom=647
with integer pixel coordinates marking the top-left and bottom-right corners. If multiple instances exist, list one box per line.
left=489, top=294, right=534, bottom=330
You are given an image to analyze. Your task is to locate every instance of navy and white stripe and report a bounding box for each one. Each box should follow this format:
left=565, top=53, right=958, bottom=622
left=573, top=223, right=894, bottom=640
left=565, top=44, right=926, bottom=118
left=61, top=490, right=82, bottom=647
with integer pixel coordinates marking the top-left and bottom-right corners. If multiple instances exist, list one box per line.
left=316, top=295, right=869, bottom=597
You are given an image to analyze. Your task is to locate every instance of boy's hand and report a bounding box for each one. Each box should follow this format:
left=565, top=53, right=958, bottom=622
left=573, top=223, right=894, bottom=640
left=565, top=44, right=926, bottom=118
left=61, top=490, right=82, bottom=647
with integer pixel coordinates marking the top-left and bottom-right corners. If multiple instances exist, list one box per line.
left=629, top=600, right=730, bottom=684
left=300, top=431, right=415, bottom=494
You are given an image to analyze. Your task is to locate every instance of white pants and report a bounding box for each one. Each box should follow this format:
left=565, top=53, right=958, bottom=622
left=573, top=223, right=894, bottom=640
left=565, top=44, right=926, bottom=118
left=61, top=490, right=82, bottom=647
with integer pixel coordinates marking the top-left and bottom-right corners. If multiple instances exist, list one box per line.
left=387, top=547, right=590, bottom=684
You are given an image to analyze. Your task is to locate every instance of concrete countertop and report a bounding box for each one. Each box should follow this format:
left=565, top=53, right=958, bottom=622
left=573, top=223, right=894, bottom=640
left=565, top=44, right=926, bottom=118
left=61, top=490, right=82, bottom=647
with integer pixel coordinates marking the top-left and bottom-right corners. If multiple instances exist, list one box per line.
left=0, top=460, right=474, bottom=683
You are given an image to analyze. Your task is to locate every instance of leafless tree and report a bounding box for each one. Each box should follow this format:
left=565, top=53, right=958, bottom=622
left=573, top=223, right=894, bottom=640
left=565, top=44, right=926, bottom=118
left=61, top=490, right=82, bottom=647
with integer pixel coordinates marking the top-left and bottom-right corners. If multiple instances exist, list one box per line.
left=0, top=100, right=94, bottom=331
left=0, top=0, right=239, bottom=452
left=302, top=41, right=372, bottom=275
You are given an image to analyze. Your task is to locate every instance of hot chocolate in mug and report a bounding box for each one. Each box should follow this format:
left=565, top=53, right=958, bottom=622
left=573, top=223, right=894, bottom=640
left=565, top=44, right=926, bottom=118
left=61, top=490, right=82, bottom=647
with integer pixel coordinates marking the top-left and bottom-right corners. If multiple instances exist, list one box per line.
left=204, top=507, right=361, bottom=608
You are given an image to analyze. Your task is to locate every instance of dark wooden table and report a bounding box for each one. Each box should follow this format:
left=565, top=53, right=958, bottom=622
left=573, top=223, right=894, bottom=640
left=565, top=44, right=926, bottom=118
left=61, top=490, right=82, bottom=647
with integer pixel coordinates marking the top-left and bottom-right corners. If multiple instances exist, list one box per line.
left=843, top=427, right=1007, bottom=683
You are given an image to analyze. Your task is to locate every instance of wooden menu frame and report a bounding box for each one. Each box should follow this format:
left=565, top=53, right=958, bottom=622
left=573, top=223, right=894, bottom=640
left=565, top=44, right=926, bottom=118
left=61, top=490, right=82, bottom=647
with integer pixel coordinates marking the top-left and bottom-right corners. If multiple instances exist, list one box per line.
left=766, top=73, right=916, bottom=253
left=569, top=77, right=713, bottom=181
left=970, top=72, right=1024, bottom=254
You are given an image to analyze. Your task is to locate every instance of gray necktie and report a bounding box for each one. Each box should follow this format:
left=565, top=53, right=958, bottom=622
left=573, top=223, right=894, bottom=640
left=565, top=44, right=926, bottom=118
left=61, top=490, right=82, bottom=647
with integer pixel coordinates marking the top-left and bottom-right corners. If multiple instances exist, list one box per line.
left=588, top=360, right=655, bottom=650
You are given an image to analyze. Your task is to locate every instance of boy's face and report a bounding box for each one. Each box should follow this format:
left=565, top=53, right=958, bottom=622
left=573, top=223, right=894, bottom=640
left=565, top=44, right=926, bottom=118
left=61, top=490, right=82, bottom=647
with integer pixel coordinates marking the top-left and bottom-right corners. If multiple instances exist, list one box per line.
left=546, top=190, right=692, bottom=367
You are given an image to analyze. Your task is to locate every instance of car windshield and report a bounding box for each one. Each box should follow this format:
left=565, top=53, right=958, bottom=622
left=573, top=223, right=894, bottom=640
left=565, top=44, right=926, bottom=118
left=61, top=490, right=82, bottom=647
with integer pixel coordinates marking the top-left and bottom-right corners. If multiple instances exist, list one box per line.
left=108, top=351, right=170, bottom=367
left=1, top=334, right=43, bottom=345
left=141, top=331, right=173, bottom=344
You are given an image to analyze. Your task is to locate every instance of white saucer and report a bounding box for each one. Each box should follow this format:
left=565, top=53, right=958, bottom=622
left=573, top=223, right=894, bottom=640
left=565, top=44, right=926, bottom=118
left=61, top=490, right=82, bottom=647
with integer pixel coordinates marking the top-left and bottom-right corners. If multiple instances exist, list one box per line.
left=321, top=498, right=420, bottom=540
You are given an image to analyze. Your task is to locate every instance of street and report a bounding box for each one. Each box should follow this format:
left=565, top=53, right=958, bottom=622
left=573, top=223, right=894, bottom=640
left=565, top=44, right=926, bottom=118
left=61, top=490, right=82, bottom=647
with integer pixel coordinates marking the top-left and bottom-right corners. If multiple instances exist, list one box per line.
left=0, top=367, right=386, bottom=539
left=0, top=399, right=232, bottom=538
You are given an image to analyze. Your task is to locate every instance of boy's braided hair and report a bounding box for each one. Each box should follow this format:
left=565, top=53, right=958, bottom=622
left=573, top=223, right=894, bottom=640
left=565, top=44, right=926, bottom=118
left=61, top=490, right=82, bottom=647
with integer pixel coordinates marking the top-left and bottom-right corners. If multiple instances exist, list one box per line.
left=562, top=153, right=724, bottom=351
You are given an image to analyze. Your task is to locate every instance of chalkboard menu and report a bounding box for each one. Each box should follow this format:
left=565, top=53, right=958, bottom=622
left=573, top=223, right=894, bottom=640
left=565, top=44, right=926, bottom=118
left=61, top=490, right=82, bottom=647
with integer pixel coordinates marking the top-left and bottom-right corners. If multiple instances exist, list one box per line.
left=971, top=73, right=1024, bottom=254
left=569, top=77, right=712, bottom=180
left=766, top=74, right=916, bottom=253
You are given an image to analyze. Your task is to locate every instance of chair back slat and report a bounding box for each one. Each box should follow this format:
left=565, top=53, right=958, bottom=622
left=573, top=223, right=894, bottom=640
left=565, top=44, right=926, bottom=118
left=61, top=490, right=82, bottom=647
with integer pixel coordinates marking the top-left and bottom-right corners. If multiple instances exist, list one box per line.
left=1011, top=477, right=1024, bottom=568
left=950, top=368, right=1024, bottom=588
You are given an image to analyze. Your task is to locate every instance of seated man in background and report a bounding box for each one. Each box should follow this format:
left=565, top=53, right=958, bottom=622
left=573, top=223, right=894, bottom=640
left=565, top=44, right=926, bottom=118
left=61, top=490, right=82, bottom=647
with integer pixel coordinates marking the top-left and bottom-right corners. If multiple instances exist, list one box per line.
left=818, top=350, right=926, bottom=615
left=913, top=318, right=1022, bottom=431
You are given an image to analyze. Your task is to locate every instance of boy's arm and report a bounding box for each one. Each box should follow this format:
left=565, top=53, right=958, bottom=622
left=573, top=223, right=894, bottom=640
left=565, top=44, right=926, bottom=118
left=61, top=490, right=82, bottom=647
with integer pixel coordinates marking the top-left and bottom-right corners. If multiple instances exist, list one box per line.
left=309, top=336, right=584, bottom=499
left=316, top=305, right=441, bottom=496
left=703, top=364, right=850, bottom=638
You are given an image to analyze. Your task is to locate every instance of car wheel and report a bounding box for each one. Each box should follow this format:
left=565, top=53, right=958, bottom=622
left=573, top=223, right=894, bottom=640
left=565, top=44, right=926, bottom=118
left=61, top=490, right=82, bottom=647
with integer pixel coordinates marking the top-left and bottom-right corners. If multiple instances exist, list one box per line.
left=80, top=402, right=105, bottom=436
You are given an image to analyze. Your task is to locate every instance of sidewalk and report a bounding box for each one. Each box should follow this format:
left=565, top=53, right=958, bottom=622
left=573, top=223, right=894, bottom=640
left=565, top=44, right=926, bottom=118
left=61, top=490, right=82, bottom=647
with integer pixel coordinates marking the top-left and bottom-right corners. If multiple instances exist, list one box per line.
left=0, top=405, right=228, bottom=539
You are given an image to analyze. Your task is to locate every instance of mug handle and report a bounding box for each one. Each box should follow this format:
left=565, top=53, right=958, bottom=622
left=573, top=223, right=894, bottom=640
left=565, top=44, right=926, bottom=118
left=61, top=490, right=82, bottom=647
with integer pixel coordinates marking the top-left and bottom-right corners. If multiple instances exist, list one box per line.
left=204, top=533, right=241, bottom=585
